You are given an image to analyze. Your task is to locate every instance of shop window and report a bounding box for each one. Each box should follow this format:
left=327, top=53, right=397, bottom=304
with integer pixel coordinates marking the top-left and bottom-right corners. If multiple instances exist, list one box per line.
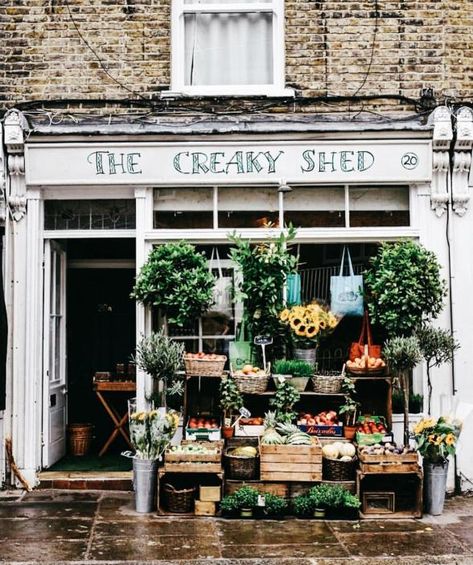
left=171, top=0, right=288, bottom=96
left=218, top=186, right=279, bottom=228
left=348, top=186, right=410, bottom=227
left=283, top=186, right=346, bottom=228
left=44, top=200, right=136, bottom=230
left=153, top=187, right=214, bottom=229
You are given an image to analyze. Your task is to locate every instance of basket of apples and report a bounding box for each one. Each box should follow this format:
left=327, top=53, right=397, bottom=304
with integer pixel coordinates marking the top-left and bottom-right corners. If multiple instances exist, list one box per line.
left=184, top=352, right=227, bottom=377
left=231, top=364, right=270, bottom=394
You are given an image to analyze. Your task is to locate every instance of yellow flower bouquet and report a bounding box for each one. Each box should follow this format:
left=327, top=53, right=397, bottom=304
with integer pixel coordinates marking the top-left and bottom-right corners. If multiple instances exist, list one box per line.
left=279, top=302, right=340, bottom=348
left=413, top=415, right=462, bottom=463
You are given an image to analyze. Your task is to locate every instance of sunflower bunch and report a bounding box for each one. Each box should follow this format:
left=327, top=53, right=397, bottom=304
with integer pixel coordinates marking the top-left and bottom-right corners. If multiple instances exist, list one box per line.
left=279, top=302, right=339, bottom=347
left=412, top=415, right=462, bottom=464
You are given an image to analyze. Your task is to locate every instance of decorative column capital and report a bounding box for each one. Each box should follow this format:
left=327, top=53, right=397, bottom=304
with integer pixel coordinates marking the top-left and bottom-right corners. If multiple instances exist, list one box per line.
left=452, top=107, right=473, bottom=216
left=4, top=109, right=28, bottom=222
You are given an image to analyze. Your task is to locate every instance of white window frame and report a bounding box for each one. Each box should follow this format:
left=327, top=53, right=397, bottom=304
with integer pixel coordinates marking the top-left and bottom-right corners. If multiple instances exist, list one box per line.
left=170, top=0, right=294, bottom=97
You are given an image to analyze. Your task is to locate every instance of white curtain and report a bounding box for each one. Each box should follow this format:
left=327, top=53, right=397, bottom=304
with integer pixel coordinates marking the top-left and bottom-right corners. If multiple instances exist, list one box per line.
left=184, top=12, right=273, bottom=85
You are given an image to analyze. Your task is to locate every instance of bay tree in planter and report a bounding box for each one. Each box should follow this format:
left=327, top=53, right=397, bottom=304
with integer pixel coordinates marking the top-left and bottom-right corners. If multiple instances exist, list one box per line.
left=219, top=376, right=243, bottom=436
left=364, top=241, right=447, bottom=337
left=131, top=242, right=215, bottom=327
left=416, top=326, right=460, bottom=414
left=133, top=331, right=185, bottom=409
left=383, top=336, right=422, bottom=446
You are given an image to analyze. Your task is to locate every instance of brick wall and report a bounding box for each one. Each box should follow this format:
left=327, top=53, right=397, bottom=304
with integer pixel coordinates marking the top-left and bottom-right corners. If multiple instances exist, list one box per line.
left=1, top=0, right=472, bottom=115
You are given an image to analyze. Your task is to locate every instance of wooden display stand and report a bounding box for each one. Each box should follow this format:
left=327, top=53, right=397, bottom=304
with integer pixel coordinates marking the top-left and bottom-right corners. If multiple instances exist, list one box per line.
left=356, top=468, right=423, bottom=519
left=259, top=437, right=322, bottom=482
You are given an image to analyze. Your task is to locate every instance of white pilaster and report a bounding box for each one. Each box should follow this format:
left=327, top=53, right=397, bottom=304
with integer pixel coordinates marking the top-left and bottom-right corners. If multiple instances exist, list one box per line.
left=429, top=106, right=453, bottom=217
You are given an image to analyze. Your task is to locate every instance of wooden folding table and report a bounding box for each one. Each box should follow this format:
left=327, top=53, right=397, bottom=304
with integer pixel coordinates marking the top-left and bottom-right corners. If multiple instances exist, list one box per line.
left=93, top=381, right=136, bottom=456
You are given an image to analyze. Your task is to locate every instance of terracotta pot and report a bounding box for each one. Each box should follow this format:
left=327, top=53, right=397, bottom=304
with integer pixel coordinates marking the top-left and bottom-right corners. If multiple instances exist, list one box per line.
left=222, top=426, right=234, bottom=439
left=344, top=425, right=357, bottom=440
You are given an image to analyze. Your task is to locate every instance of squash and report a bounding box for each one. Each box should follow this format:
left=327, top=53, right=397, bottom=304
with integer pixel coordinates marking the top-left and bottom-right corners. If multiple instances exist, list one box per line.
left=322, top=443, right=339, bottom=459
left=339, top=443, right=356, bottom=458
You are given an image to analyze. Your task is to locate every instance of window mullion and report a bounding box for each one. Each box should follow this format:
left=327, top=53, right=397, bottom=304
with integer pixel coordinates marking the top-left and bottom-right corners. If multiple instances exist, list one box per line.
left=345, top=184, right=350, bottom=228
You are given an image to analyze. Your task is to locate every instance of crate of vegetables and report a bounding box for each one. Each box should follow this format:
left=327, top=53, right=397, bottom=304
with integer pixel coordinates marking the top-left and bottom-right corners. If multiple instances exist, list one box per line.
left=184, top=352, right=226, bottom=377
left=355, top=416, right=392, bottom=446
left=186, top=416, right=221, bottom=441
left=234, top=417, right=265, bottom=437
left=297, top=411, right=343, bottom=438
left=358, top=443, right=419, bottom=473
left=164, top=440, right=223, bottom=473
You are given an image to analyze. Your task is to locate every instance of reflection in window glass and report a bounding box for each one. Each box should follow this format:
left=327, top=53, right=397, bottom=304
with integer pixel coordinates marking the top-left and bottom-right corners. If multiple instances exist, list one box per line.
left=153, top=188, right=213, bottom=229
left=349, top=186, right=410, bottom=227
left=218, top=186, right=279, bottom=228
left=283, top=186, right=345, bottom=228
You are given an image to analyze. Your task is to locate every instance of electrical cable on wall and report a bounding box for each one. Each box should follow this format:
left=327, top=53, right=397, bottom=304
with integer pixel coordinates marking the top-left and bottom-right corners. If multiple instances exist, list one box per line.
left=63, top=0, right=147, bottom=101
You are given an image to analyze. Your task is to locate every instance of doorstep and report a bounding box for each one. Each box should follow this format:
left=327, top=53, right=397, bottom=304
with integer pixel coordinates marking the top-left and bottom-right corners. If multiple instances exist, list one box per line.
left=37, top=470, right=133, bottom=491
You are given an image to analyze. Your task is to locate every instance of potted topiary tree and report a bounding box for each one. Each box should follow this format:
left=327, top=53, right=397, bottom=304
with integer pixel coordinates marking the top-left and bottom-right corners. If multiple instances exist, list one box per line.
left=132, top=241, right=216, bottom=328
left=416, top=326, right=460, bottom=415
left=383, top=336, right=422, bottom=446
left=219, top=376, right=244, bottom=438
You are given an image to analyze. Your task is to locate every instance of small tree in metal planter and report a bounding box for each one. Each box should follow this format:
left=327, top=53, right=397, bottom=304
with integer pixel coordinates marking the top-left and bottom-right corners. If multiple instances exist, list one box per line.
left=383, top=336, right=422, bottom=446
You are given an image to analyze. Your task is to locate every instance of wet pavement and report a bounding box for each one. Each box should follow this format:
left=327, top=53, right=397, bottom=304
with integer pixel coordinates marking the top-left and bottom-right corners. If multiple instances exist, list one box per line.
left=1, top=490, right=473, bottom=564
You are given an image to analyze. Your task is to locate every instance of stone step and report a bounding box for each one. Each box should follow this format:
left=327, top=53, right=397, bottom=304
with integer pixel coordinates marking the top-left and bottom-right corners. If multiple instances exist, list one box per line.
left=37, top=471, right=133, bottom=491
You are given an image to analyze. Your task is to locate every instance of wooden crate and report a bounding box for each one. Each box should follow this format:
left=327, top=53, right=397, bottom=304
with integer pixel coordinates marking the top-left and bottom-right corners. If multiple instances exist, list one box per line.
left=259, top=437, right=322, bottom=482
left=358, top=450, right=420, bottom=474
left=224, top=479, right=289, bottom=498
left=199, top=485, right=221, bottom=502
left=164, top=440, right=223, bottom=473
left=195, top=500, right=217, bottom=516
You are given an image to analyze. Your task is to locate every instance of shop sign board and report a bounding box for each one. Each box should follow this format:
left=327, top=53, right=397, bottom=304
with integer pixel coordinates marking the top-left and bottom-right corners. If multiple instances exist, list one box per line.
left=26, top=140, right=432, bottom=185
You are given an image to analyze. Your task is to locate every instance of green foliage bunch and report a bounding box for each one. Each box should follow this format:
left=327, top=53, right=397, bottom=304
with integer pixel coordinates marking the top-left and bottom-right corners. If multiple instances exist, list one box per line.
left=220, top=486, right=259, bottom=514
left=338, top=377, right=361, bottom=426
left=364, top=241, right=447, bottom=337
left=269, top=379, right=300, bottom=423
left=229, top=227, right=298, bottom=357
left=132, top=242, right=215, bottom=327
left=416, top=326, right=460, bottom=414
left=272, top=359, right=313, bottom=377
left=219, top=377, right=244, bottom=420
left=293, top=485, right=361, bottom=516
left=264, top=493, right=288, bottom=517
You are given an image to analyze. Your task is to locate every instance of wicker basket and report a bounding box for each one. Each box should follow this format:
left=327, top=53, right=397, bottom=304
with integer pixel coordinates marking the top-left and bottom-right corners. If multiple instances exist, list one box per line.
left=163, top=483, right=197, bottom=513
left=224, top=448, right=258, bottom=480
left=67, top=423, right=93, bottom=456
left=322, top=456, right=357, bottom=481
left=311, top=371, right=344, bottom=394
left=184, top=355, right=226, bottom=377
left=232, top=373, right=269, bottom=394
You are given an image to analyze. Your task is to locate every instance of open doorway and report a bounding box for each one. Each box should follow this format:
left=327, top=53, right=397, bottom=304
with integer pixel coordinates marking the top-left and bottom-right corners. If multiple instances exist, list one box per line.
left=43, top=238, right=136, bottom=472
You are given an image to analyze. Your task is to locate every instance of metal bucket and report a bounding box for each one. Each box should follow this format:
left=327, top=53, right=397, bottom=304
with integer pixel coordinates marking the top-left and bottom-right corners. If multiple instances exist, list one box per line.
left=293, top=348, right=317, bottom=366
left=424, top=460, right=449, bottom=515
left=133, top=458, right=159, bottom=513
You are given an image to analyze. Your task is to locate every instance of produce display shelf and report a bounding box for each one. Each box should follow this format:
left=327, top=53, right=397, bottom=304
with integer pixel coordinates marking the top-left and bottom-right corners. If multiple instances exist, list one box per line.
left=243, top=391, right=345, bottom=396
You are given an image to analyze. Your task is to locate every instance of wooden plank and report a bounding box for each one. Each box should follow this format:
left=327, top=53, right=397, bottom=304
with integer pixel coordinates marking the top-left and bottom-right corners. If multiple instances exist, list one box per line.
left=360, top=462, right=420, bottom=474
left=163, top=462, right=222, bottom=473
left=224, top=480, right=289, bottom=498
left=261, top=471, right=322, bottom=482
left=359, top=452, right=418, bottom=464
left=199, top=485, right=221, bottom=502
left=194, top=500, right=217, bottom=516
left=260, top=452, right=320, bottom=463
left=260, top=462, right=322, bottom=473
left=94, top=381, right=136, bottom=392
left=260, top=439, right=321, bottom=456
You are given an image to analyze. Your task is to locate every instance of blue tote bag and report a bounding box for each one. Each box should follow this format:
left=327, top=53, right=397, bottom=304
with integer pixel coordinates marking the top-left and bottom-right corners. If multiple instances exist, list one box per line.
left=330, top=246, right=364, bottom=317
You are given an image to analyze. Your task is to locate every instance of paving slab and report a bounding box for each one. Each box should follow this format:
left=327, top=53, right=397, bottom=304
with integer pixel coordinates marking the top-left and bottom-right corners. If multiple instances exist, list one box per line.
left=0, top=540, right=89, bottom=562
left=220, top=543, right=348, bottom=559
left=0, top=517, right=92, bottom=540
left=0, top=501, right=98, bottom=519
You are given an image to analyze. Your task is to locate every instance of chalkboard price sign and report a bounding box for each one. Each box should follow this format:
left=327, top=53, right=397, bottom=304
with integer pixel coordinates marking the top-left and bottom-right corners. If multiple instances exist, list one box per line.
left=254, top=335, right=273, bottom=346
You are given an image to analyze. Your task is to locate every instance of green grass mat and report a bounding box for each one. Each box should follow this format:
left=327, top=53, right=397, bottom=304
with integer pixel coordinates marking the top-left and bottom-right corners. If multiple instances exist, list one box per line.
left=48, top=454, right=133, bottom=472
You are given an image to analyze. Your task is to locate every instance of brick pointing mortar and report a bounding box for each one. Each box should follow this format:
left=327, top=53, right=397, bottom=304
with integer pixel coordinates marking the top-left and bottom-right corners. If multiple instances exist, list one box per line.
left=0, top=0, right=471, bottom=116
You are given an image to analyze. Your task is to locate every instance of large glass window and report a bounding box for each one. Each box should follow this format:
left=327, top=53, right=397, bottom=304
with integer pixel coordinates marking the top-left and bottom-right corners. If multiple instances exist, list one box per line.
left=348, top=185, right=410, bottom=227
left=44, top=200, right=136, bottom=230
left=218, top=186, right=278, bottom=228
left=153, top=188, right=214, bottom=229
left=284, top=186, right=346, bottom=228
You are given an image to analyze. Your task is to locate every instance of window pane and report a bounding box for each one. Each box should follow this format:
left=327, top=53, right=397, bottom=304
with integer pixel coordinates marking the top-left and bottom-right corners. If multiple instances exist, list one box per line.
left=283, top=186, right=346, bottom=228
left=349, top=186, right=410, bottom=227
left=153, top=188, right=213, bottom=229
left=218, top=186, right=279, bottom=228
left=44, top=200, right=136, bottom=230
left=184, top=12, right=273, bottom=85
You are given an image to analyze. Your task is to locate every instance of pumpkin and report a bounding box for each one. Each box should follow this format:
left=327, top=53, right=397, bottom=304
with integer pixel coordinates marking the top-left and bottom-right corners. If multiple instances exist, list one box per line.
left=322, top=443, right=339, bottom=459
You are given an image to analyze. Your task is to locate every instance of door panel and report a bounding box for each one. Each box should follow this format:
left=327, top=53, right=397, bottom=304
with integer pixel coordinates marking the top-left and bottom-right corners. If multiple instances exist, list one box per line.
left=42, top=241, right=67, bottom=468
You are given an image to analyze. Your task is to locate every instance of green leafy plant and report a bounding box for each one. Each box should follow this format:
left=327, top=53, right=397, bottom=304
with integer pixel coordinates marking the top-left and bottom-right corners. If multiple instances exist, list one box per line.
left=273, top=359, right=313, bottom=377
left=133, top=331, right=185, bottom=407
left=392, top=389, right=424, bottom=414
left=219, top=376, right=243, bottom=422
left=293, top=485, right=361, bottom=516
left=269, top=379, right=300, bottom=423
left=292, top=494, right=315, bottom=517
left=364, top=241, right=447, bottom=337
left=132, top=242, right=215, bottom=327
left=416, top=326, right=460, bottom=414
left=221, top=486, right=259, bottom=514
left=263, top=493, right=288, bottom=517
left=383, top=336, right=422, bottom=445
left=338, top=377, right=361, bottom=426
left=229, top=227, right=298, bottom=358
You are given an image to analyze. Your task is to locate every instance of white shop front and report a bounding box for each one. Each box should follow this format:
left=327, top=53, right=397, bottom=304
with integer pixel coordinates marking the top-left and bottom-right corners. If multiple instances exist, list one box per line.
left=1, top=106, right=472, bottom=488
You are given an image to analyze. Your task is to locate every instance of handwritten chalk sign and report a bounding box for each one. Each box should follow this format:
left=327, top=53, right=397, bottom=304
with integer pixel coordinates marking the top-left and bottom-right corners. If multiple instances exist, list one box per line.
left=254, top=336, right=273, bottom=346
